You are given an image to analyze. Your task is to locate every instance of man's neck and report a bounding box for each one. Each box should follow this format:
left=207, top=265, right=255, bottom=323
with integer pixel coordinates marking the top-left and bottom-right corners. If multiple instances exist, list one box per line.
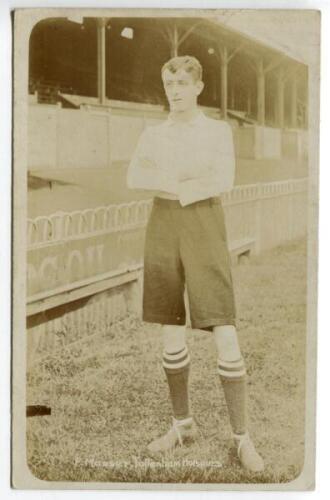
left=169, top=106, right=200, bottom=123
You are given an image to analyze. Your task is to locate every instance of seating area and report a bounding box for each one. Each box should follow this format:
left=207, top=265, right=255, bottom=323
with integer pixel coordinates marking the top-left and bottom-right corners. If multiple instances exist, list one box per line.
left=29, top=78, right=76, bottom=105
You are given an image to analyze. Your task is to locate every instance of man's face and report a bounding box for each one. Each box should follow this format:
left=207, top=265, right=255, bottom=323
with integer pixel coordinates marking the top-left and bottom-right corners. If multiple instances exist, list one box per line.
left=162, top=68, right=204, bottom=112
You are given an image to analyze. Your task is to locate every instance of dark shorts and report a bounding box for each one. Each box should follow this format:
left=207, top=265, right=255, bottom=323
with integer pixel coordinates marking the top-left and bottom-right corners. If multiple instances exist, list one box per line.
left=143, top=196, right=236, bottom=330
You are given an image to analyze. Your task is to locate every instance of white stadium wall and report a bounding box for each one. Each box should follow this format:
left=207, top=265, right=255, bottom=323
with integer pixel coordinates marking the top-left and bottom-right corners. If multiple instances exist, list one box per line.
left=28, top=102, right=308, bottom=170
left=255, top=126, right=282, bottom=159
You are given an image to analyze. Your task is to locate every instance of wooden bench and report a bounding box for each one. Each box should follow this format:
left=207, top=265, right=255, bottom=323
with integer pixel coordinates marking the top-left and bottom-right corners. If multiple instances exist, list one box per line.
left=228, top=237, right=256, bottom=264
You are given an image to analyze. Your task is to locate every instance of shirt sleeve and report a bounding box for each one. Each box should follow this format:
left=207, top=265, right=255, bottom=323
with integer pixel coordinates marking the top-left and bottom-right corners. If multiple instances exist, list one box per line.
left=127, top=127, right=178, bottom=194
left=178, top=122, right=236, bottom=206
left=127, top=128, right=156, bottom=190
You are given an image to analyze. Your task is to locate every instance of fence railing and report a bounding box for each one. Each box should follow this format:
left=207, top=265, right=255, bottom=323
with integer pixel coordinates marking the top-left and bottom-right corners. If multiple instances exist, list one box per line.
left=28, top=200, right=152, bottom=248
left=26, top=178, right=308, bottom=365
left=28, top=179, right=307, bottom=249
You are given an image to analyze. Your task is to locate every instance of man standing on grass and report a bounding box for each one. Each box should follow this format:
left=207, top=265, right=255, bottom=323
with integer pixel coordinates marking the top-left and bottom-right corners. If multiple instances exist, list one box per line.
left=127, top=55, right=264, bottom=473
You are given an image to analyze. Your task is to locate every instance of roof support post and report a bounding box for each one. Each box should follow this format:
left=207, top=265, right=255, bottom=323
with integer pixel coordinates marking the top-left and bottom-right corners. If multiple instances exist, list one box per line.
left=220, top=46, right=228, bottom=119
left=276, top=67, right=285, bottom=128
left=161, top=20, right=204, bottom=59
left=290, top=75, right=298, bottom=128
left=172, top=23, right=178, bottom=57
left=97, top=18, right=107, bottom=105
left=256, top=58, right=265, bottom=126
left=247, top=89, right=252, bottom=116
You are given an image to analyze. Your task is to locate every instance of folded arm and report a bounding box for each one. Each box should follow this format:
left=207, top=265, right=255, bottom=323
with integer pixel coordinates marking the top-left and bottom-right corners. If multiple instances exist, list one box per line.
left=127, top=161, right=178, bottom=194
left=179, top=155, right=235, bottom=206
left=127, top=127, right=178, bottom=196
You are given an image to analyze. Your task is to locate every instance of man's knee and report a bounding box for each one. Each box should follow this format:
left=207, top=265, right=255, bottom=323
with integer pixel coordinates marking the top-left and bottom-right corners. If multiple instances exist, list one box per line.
left=213, top=325, right=242, bottom=361
left=162, top=324, right=186, bottom=353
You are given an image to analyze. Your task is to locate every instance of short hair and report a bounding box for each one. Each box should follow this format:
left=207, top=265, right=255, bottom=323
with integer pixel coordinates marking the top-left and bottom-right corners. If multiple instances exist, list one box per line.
left=161, top=55, right=203, bottom=82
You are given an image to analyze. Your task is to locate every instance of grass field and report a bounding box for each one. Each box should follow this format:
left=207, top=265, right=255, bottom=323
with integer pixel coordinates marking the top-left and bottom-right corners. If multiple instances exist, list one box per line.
left=26, top=238, right=307, bottom=484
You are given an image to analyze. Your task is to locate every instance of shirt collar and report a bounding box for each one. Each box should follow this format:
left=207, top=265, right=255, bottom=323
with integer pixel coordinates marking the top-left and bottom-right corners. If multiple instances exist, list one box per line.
left=166, top=109, right=206, bottom=127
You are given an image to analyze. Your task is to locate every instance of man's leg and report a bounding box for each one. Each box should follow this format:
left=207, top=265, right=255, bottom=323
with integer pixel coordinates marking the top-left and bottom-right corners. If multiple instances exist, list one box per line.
left=147, top=324, right=196, bottom=454
left=214, top=324, right=264, bottom=472
left=162, top=325, right=191, bottom=420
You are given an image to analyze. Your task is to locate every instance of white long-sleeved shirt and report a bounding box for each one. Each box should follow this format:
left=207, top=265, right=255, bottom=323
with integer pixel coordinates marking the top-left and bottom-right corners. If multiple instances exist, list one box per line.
left=127, top=109, right=236, bottom=206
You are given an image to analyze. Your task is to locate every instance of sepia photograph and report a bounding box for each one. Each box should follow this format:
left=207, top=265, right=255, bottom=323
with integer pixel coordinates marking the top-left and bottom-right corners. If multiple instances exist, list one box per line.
left=12, top=7, right=319, bottom=490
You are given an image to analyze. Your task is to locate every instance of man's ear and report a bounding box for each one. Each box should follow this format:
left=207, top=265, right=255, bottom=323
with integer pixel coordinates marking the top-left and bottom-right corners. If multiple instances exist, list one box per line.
left=195, top=80, right=204, bottom=96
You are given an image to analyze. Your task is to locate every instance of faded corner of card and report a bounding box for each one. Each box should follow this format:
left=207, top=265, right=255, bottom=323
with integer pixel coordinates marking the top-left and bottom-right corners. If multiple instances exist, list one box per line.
left=11, top=456, right=49, bottom=490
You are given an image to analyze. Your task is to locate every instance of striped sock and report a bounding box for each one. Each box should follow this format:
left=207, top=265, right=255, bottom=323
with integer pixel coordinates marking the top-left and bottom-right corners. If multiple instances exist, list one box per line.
left=218, top=357, right=247, bottom=435
left=162, top=346, right=191, bottom=420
